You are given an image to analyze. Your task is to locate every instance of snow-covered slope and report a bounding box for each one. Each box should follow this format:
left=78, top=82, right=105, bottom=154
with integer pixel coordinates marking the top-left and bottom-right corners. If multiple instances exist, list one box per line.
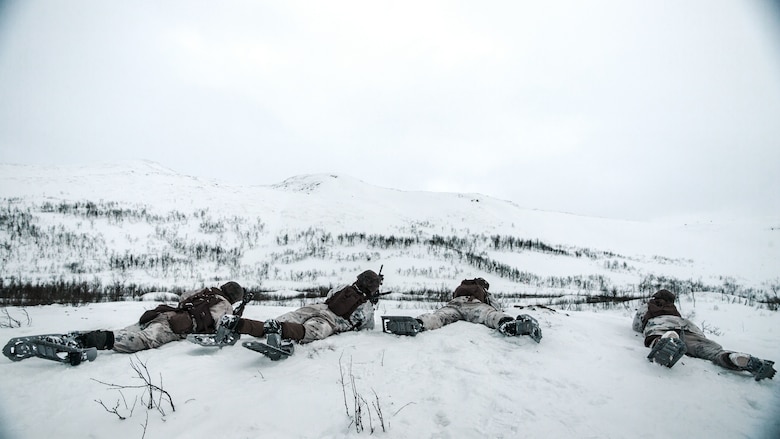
left=0, top=161, right=777, bottom=296
left=0, top=293, right=778, bottom=438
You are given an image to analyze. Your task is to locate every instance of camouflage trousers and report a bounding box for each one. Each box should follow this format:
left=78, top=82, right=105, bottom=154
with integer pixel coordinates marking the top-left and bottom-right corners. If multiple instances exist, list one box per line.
left=113, top=313, right=184, bottom=353
left=276, top=304, right=341, bottom=344
left=681, top=331, right=739, bottom=370
left=417, top=296, right=511, bottom=331
left=238, top=302, right=375, bottom=343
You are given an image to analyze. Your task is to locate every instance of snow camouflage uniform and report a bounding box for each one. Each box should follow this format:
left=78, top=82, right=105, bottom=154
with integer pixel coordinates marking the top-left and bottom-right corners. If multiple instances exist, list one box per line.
left=416, top=279, right=512, bottom=331
left=230, top=270, right=382, bottom=344
left=83, top=282, right=243, bottom=353
left=632, top=289, right=774, bottom=376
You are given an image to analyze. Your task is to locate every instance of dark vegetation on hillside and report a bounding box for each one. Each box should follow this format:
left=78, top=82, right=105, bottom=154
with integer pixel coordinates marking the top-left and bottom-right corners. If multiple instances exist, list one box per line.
left=1, top=199, right=777, bottom=309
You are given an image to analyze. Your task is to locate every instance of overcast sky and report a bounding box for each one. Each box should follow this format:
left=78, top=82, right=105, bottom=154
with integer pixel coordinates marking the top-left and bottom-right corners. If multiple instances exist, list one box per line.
left=0, top=0, right=779, bottom=221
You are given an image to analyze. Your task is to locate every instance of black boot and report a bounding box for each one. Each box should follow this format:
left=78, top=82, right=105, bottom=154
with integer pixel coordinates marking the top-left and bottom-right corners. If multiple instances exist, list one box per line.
left=77, top=330, right=114, bottom=350
left=263, top=319, right=282, bottom=334
left=497, top=317, right=516, bottom=336
left=498, top=315, right=543, bottom=343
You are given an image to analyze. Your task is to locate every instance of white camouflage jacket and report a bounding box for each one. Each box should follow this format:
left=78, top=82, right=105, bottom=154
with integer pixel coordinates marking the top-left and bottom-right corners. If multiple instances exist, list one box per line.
left=632, top=303, right=705, bottom=340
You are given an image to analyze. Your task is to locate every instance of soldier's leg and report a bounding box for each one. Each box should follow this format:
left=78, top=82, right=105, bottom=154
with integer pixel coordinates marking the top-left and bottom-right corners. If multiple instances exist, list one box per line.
left=275, top=305, right=322, bottom=325
left=227, top=316, right=305, bottom=342
left=277, top=306, right=328, bottom=342
left=459, top=301, right=511, bottom=329
left=113, top=315, right=184, bottom=353
left=684, top=331, right=776, bottom=379
left=682, top=331, right=727, bottom=364
left=417, top=305, right=462, bottom=331
left=299, top=317, right=335, bottom=344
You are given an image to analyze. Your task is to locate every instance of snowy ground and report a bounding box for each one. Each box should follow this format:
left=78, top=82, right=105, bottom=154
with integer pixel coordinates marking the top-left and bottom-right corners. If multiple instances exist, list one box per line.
left=1, top=293, right=779, bottom=439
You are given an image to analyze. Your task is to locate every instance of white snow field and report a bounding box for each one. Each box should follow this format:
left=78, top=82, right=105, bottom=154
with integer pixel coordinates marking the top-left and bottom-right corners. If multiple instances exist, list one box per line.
left=0, top=292, right=778, bottom=439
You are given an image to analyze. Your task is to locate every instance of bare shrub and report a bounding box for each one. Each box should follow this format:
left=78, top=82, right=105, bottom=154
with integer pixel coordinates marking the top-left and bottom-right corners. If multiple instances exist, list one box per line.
left=339, top=354, right=386, bottom=434
left=0, top=307, right=30, bottom=327
left=92, top=355, right=175, bottom=425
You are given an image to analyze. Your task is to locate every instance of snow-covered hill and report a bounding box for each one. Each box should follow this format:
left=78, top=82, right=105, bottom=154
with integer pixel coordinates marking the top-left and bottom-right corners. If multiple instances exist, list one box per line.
left=0, top=293, right=778, bottom=438
left=0, top=161, right=777, bottom=300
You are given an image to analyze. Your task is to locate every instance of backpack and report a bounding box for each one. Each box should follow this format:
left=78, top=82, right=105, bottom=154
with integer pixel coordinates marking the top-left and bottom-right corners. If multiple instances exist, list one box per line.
left=138, top=288, right=224, bottom=334
left=325, top=285, right=367, bottom=319
left=453, top=278, right=491, bottom=306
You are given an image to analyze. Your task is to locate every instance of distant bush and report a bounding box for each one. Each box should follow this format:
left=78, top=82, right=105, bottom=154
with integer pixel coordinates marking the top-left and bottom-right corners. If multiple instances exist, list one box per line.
left=0, top=277, right=167, bottom=306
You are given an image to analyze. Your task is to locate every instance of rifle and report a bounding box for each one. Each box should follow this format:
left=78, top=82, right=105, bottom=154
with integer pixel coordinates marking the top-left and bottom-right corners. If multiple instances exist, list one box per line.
left=233, top=292, right=254, bottom=317
left=368, top=291, right=393, bottom=304
left=367, top=265, right=391, bottom=304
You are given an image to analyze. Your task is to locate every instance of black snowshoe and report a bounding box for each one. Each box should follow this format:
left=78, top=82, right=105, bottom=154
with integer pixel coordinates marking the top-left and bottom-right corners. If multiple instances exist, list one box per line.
left=3, top=333, right=98, bottom=366
left=647, top=336, right=687, bottom=368
left=243, top=333, right=294, bottom=361
left=381, top=316, right=423, bottom=336
left=188, top=316, right=241, bottom=347
left=187, top=329, right=241, bottom=347
left=745, top=357, right=776, bottom=381
left=499, top=314, right=543, bottom=343
left=242, top=319, right=293, bottom=361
